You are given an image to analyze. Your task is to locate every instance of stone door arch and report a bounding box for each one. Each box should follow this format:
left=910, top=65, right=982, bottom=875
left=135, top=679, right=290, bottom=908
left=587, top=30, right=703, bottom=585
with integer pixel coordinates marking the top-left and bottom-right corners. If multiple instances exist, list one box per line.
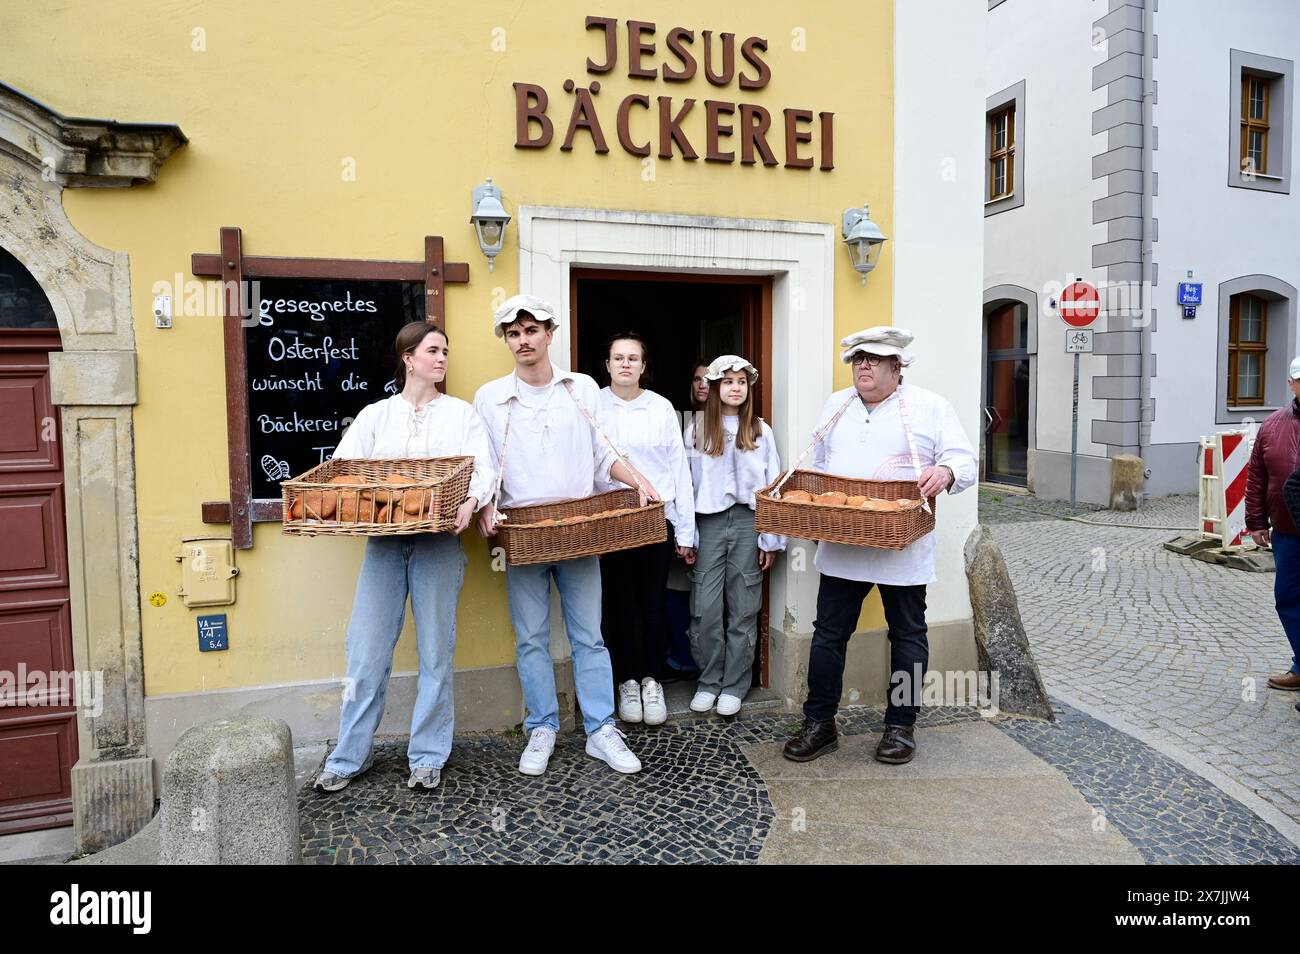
left=0, top=81, right=184, bottom=853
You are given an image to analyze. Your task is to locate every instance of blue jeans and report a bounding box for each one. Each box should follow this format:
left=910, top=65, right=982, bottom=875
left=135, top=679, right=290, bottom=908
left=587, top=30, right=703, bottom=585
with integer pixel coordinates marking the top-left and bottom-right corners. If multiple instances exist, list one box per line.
left=325, top=533, right=466, bottom=776
left=505, top=556, right=616, bottom=735
left=1273, top=531, right=1300, bottom=673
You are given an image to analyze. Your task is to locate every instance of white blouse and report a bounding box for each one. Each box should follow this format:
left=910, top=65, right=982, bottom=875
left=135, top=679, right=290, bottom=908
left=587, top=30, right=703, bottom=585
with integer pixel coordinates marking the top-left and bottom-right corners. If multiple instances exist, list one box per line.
left=595, top=387, right=697, bottom=548
left=332, top=392, right=495, bottom=510
left=685, top=414, right=786, bottom=553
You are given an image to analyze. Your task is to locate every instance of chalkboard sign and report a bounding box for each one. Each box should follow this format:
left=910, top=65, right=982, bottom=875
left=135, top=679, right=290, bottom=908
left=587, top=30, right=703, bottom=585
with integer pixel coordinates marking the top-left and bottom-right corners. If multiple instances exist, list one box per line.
left=245, top=277, right=424, bottom=499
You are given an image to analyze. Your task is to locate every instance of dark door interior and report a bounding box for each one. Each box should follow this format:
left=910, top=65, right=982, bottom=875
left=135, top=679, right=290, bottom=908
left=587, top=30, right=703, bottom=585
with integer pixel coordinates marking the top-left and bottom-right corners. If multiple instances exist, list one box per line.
left=570, top=269, right=772, bottom=688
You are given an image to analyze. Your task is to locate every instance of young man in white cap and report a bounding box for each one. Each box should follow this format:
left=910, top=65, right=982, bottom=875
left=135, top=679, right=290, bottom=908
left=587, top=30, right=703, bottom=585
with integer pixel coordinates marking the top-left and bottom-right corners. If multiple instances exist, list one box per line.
left=1246, top=356, right=1300, bottom=698
left=474, top=294, right=660, bottom=776
left=783, top=326, right=977, bottom=765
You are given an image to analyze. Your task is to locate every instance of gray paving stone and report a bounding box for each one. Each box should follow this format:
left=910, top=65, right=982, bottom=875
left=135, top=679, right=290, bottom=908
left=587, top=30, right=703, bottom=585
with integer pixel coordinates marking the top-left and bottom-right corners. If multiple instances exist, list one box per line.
left=983, top=488, right=1300, bottom=830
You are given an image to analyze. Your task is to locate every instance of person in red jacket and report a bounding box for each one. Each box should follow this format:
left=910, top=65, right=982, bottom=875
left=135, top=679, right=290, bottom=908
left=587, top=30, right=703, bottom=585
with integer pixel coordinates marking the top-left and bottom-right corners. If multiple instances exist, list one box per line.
left=1245, top=357, right=1300, bottom=691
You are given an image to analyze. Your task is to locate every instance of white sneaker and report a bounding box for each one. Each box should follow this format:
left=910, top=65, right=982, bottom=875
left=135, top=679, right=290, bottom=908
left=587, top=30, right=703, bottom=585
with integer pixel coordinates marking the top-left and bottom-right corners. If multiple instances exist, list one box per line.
left=585, top=723, right=642, bottom=774
left=618, top=679, right=643, bottom=723
left=716, top=693, right=743, bottom=717
left=518, top=727, right=556, bottom=776
left=641, top=677, right=668, bottom=725
left=407, top=766, right=440, bottom=790
left=690, top=690, right=718, bottom=713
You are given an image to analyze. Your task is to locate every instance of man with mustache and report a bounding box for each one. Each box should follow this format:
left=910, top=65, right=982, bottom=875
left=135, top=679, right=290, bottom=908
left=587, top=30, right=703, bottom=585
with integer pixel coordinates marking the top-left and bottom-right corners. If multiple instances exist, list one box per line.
left=474, top=294, right=659, bottom=776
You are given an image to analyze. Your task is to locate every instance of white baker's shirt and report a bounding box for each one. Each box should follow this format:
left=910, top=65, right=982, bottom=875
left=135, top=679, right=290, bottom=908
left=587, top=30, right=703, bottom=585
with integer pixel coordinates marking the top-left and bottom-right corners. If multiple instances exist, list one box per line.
left=332, top=392, right=495, bottom=511
left=685, top=414, right=787, bottom=553
left=594, top=387, right=697, bottom=548
left=472, top=369, right=617, bottom=509
left=811, top=382, right=977, bottom=586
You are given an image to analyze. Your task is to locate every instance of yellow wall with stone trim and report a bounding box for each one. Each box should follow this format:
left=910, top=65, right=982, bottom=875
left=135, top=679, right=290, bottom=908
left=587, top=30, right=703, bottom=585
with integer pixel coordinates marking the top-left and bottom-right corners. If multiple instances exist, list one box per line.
left=0, top=0, right=892, bottom=694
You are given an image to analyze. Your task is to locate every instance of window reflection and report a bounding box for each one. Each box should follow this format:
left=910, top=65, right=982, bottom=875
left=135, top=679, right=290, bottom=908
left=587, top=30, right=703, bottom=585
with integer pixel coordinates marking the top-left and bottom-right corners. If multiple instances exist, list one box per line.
left=0, top=247, right=58, bottom=329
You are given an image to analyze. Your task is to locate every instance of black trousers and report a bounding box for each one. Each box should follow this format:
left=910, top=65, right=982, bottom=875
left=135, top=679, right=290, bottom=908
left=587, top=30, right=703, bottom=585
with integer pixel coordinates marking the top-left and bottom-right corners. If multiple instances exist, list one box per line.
left=803, top=574, right=928, bottom=727
left=599, top=522, right=675, bottom=684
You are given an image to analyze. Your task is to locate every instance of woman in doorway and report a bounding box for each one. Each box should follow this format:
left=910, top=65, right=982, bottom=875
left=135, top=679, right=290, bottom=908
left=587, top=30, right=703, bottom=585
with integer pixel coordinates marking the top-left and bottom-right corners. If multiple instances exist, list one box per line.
left=682, top=359, right=711, bottom=442
left=313, top=321, right=494, bottom=794
left=683, top=355, right=785, bottom=716
left=598, top=332, right=697, bottom=725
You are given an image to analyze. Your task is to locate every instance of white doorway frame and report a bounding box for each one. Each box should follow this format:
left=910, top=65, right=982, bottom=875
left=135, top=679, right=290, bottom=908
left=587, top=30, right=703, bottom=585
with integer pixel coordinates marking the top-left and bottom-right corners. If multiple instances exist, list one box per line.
left=517, top=205, right=836, bottom=653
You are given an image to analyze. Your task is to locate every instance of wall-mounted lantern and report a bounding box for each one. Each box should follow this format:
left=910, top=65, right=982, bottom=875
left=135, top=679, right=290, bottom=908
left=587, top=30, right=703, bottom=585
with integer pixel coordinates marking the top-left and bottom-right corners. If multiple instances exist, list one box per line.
left=842, top=203, right=887, bottom=287
left=470, top=177, right=511, bottom=272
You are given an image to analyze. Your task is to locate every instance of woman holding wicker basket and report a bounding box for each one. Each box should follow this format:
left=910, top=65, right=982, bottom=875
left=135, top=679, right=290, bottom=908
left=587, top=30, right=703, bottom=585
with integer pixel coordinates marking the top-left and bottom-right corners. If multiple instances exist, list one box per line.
left=313, top=320, right=495, bottom=795
left=683, top=355, right=786, bottom=717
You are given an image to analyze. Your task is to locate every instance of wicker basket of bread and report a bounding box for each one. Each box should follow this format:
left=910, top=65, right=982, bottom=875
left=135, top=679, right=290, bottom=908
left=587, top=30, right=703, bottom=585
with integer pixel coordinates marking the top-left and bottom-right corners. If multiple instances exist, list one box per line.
left=755, top=469, right=935, bottom=550
left=496, top=489, right=666, bottom=565
left=281, top=456, right=473, bottom=536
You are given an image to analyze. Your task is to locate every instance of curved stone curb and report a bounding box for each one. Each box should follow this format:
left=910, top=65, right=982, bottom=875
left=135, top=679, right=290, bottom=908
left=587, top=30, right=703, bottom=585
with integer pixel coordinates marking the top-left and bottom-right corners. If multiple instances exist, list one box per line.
left=1031, top=689, right=1300, bottom=853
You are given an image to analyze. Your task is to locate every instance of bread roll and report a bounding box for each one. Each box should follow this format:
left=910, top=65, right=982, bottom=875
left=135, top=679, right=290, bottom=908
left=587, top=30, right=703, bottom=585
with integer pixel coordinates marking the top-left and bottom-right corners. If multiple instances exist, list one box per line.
left=329, top=474, right=367, bottom=485
left=783, top=490, right=814, bottom=503
left=816, top=491, right=848, bottom=506
left=302, top=489, right=336, bottom=519
left=381, top=474, right=423, bottom=514
left=845, top=495, right=868, bottom=507
left=288, top=497, right=303, bottom=520
left=337, top=494, right=382, bottom=523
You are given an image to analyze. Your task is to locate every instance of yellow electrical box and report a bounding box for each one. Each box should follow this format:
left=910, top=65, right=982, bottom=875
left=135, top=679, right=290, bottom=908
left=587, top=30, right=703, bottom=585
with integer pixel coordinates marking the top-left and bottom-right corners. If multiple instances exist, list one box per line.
left=176, top=536, right=239, bottom=607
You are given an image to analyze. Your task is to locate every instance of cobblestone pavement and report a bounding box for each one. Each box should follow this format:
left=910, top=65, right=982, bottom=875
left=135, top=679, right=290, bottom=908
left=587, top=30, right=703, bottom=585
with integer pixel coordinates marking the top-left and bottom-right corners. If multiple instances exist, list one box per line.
left=982, top=488, right=1300, bottom=830
left=299, top=701, right=1300, bottom=863
left=1000, top=701, right=1299, bottom=864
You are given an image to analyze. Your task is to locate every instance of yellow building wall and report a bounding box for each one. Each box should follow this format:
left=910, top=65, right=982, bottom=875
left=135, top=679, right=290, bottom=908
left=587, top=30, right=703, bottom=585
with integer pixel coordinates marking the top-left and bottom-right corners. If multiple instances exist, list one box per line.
left=1, top=0, right=892, bottom=694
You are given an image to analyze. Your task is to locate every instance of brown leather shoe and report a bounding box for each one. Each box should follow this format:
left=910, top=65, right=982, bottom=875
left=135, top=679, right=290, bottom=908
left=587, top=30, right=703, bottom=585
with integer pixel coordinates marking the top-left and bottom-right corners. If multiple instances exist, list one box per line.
left=874, top=725, right=916, bottom=764
left=1267, top=672, right=1300, bottom=690
left=782, top=718, right=839, bottom=762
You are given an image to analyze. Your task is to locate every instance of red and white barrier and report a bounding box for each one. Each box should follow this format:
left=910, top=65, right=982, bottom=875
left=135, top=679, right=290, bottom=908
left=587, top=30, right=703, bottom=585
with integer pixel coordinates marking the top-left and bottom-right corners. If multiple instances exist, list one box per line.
left=1199, top=429, right=1254, bottom=548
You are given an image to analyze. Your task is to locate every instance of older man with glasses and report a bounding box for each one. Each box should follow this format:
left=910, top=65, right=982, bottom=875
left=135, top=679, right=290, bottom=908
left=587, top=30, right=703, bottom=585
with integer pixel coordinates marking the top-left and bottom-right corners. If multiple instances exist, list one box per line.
left=783, top=326, right=977, bottom=765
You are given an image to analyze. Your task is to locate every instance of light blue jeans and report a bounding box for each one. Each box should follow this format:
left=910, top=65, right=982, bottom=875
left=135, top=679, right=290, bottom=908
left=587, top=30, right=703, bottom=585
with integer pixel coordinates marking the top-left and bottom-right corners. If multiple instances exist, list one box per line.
left=505, top=556, right=616, bottom=735
left=325, top=533, right=466, bottom=776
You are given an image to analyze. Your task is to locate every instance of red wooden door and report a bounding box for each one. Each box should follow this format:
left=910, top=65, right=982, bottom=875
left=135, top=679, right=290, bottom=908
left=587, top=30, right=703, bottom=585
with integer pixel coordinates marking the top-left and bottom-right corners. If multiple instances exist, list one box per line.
left=0, top=328, right=76, bottom=834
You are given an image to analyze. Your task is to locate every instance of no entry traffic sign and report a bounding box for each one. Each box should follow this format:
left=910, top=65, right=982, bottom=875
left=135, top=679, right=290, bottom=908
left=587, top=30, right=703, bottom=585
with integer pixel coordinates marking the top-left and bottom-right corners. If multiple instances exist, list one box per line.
left=1061, top=279, right=1100, bottom=328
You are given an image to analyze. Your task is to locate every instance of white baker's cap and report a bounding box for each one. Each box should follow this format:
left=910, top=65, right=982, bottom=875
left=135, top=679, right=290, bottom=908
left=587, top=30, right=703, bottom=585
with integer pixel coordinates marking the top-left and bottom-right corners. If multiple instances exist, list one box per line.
left=840, top=325, right=914, bottom=366
left=1289, top=356, right=1300, bottom=380
left=493, top=293, right=559, bottom=338
left=703, top=354, right=758, bottom=383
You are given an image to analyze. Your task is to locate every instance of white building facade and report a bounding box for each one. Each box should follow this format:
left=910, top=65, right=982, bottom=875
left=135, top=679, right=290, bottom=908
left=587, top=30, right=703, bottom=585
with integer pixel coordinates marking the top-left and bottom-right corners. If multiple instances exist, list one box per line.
left=984, top=0, right=1298, bottom=503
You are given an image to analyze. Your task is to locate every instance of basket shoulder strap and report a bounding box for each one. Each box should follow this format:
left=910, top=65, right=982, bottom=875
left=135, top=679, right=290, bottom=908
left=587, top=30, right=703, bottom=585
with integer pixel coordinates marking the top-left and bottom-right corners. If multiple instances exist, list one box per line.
left=894, top=384, right=933, bottom=514
left=489, top=398, right=515, bottom=514
left=561, top=379, right=648, bottom=496
left=772, top=391, right=859, bottom=497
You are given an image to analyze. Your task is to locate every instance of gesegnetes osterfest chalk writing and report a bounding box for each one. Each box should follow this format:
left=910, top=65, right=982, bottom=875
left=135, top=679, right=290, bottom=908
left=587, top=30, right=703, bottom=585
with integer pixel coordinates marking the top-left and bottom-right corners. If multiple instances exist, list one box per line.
left=514, top=17, right=834, bottom=171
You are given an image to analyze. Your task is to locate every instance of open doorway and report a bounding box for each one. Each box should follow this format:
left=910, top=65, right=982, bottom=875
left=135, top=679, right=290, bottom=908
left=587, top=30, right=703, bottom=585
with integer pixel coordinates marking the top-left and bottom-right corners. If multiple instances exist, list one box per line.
left=983, top=301, right=1031, bottom=486
left=569, top=268, right=774, bottom=701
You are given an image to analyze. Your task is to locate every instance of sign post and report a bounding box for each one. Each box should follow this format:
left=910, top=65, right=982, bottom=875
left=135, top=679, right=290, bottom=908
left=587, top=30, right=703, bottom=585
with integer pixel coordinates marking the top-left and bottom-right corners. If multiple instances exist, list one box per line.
left=1060, top=279, right=1101, bottom=510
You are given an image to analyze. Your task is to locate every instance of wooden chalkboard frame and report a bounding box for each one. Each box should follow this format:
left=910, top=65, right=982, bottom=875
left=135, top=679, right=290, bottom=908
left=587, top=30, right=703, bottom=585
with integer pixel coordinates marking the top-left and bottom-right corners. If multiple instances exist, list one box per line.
left=191, top=227, right=470, bottom=548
